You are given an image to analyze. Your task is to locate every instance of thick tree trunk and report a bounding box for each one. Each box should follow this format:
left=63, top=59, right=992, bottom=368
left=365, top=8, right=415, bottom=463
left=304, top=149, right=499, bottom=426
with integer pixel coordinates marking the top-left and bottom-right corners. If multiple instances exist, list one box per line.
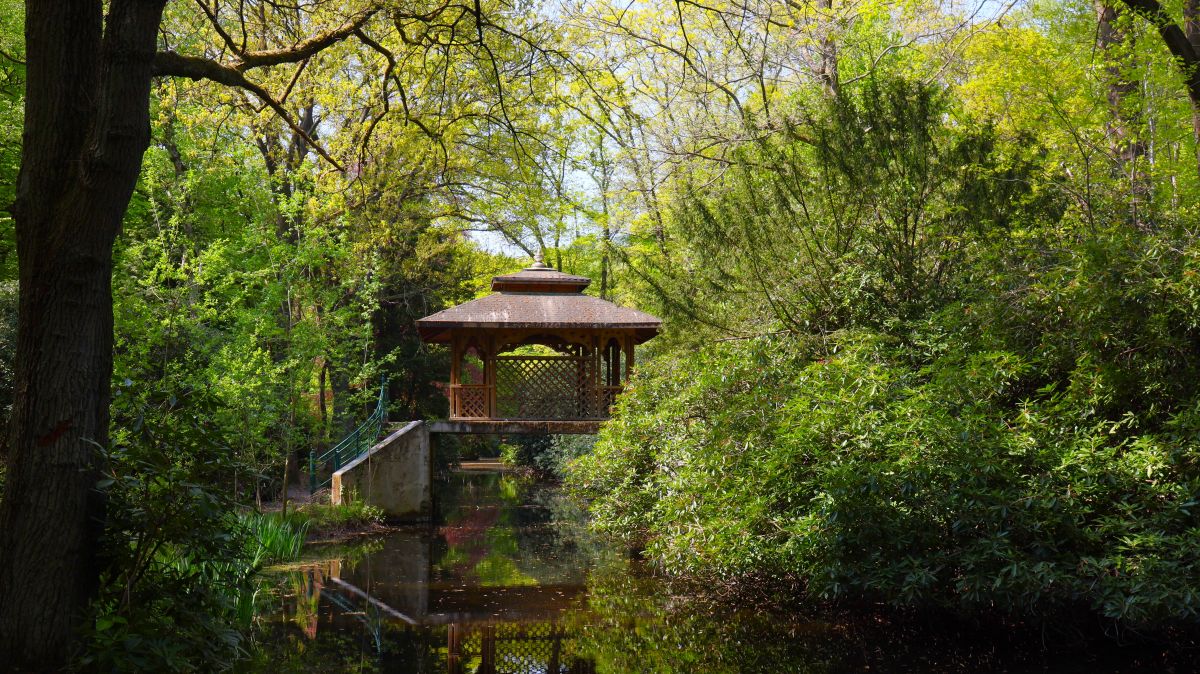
left=0, top=0, right=166, bottom=667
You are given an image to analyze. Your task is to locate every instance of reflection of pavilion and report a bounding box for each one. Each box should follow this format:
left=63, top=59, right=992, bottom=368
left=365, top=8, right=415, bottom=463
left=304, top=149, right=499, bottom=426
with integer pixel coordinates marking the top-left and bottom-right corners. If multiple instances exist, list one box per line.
left=292, top=528, right=596, bottom=674
left=446, top=622, right=595, bottom=674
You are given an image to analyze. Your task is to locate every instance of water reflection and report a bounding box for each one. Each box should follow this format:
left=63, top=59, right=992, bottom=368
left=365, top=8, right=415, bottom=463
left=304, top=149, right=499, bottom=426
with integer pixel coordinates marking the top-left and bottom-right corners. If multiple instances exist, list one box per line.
left=253, top=472, right=600, bottom=673
left=247, top=471, right=1193, bottom=673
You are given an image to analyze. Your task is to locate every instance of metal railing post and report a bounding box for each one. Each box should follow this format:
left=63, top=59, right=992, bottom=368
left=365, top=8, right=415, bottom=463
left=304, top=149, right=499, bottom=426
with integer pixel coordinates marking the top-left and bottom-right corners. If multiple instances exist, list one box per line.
left=309, top=448, right=316, bottom=496
left=309, top=376, right=390, bottom=494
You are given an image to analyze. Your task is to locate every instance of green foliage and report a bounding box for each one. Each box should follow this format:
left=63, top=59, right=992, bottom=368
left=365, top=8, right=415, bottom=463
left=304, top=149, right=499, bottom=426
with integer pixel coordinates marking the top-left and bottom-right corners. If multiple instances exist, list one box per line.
left=0, top=0, right=21, bottom=283
left=83, top=392, right=260, bottom=671
left=498, top=435, right=552, bottom=468
left=81, top=392, right=315, bottom=671
left=574, top=226, right=1200, bottom=627
left=293, top=497, right=384, bottom=534
left=244, top=511, right=311, bottom=564
left=433, top=433, right=501, bottom=471
left=633, top=78, right=1059, bottom=345
left=536, top=434, right=597, bottom=477
left=496, top=434, right=596, bottom=477
left=571, top=77, right=1200, bottom=629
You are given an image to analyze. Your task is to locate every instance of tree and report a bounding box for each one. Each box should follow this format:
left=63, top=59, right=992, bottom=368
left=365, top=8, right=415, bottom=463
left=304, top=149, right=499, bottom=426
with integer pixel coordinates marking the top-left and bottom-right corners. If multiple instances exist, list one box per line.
left=0, top=2, right=170, bottom=665
left=1, top=0, right=377, bottom=665
left=1, top=0, right=566, bottom=661
left=1116, top=0, right=1200, bottom=173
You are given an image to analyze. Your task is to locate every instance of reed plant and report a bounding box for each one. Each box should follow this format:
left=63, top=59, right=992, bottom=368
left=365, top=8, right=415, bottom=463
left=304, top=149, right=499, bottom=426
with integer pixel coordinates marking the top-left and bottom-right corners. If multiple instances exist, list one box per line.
left=243, top=511, right=310, bottom=563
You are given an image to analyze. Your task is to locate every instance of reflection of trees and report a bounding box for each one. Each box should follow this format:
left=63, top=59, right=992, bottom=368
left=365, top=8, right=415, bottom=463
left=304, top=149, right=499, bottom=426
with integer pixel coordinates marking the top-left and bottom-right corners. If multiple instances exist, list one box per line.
left=278, top=565, right=595, bottom=673
left=568, top=560, right=1185, bottom=673
left=436, top=472, right=597, bottom=588
left=291, top=568, right=324, bottom=640
left=563, top=562, right=810, bottom=674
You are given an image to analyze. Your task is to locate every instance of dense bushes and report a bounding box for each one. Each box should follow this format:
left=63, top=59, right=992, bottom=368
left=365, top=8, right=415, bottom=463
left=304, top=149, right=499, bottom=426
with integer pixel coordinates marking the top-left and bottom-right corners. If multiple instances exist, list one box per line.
left=572, top=227, right=1200, bottom=627
left=570, top=76, right=1200, bottom=629
left=80, top=392, right=310, bottom=671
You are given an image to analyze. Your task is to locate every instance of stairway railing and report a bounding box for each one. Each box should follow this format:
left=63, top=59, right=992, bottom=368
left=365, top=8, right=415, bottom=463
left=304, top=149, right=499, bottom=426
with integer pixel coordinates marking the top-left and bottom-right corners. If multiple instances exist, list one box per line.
left=309, top=377, right=388, bottom=495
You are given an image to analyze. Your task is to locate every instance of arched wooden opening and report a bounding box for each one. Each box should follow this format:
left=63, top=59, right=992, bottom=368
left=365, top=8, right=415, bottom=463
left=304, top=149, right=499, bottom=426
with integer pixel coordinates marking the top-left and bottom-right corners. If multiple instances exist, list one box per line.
left=450, top=339, right=490, bottom=419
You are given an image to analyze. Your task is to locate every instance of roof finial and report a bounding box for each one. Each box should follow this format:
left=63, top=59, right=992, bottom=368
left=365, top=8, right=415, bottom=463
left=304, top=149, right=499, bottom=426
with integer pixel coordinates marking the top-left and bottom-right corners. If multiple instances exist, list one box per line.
left=530, top=249, right=549, bottom=269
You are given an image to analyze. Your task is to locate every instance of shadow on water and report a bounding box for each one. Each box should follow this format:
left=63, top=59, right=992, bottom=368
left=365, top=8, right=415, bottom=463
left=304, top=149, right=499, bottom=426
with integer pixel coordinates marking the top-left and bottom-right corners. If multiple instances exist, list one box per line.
left=242, top=471, right=1198, bottom=673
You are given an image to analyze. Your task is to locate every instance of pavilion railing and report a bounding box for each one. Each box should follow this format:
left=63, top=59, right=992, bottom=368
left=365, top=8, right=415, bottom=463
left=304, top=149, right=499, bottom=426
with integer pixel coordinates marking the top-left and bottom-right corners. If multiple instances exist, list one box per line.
left=450, top=384, right=492, bottom=419
left=481, top=355, right=613, bottom=420
left=309, top=377, right=388, bottom=495
left=597, top=385, right=622, bottom=412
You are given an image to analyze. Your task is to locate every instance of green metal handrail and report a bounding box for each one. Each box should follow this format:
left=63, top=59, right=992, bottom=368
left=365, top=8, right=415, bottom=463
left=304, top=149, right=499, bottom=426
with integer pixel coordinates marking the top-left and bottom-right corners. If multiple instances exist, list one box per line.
left=309, top=377, right=388, bottom=495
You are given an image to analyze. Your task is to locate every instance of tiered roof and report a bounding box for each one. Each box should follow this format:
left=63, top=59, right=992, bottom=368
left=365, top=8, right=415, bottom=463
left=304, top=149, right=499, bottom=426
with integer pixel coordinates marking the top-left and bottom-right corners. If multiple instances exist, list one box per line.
left=416, top=255, right=662, bottom=343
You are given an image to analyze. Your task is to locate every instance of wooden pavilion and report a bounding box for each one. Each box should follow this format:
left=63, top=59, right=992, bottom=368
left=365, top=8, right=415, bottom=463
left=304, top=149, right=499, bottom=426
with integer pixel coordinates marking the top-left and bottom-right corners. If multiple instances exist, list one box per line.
left=416, top=254, right=661, bottom=432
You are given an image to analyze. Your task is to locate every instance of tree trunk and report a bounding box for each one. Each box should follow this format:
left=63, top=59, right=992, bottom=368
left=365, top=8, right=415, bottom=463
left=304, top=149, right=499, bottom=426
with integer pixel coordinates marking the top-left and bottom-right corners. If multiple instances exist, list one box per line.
left=1096, top=1, right=1152, bottom=226
left=318, top=358, right=330, bottom=439
left=331, top=363, right=353, bottom=436
left=818, top=0, right=839, bottom=94
left=0, top=0, right=167, bottom=666
left=1186, top=0, right=1200, bottom=175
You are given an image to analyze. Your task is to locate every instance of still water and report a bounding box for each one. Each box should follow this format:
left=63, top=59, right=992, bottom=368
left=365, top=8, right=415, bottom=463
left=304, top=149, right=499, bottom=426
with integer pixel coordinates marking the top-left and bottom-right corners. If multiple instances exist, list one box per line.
left=246, top=470, right=1193, bottom=673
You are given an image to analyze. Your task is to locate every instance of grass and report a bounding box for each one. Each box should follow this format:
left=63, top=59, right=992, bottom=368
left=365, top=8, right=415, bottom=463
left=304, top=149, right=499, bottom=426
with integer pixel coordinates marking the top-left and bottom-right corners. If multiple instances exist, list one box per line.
left=244, top=511, right=310, bottom=563
left=243, top=494, right=384, bottom=561
left=284, top=496, right=385, bottom=539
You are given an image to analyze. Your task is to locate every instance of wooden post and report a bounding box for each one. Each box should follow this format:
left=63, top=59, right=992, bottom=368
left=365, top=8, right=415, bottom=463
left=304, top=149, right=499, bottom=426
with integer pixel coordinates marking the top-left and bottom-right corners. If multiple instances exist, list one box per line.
left=481, top=624, right=496, bottom=673
left=447, top=624, right=462, bottom=674
left=575, top=344, right=585, bottom=419
left=592, top=335, right=601, bottom=418
left=485, top=332, right=496, bottom=419
left=449, top=335, right=460, bottom=418
left=624, top=334, right=635, bottom=384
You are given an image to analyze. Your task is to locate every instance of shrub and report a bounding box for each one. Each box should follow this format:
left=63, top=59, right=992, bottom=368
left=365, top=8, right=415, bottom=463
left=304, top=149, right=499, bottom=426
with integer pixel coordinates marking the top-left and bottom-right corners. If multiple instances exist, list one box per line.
left=294, top=495, right=384, bottom=533
left=571, top=229, right=1200, bottom=628
left=81, top=391, right=260, bottom=671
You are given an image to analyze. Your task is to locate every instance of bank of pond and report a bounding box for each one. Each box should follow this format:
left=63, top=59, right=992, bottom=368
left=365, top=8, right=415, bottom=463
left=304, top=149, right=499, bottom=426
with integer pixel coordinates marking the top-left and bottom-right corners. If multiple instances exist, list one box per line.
left=210, top=472, right=1195, bottom=673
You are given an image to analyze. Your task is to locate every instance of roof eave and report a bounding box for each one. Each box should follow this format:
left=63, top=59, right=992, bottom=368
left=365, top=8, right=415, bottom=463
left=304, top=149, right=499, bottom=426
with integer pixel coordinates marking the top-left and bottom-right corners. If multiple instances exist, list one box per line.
left=415, top=321, right=661, bottom=344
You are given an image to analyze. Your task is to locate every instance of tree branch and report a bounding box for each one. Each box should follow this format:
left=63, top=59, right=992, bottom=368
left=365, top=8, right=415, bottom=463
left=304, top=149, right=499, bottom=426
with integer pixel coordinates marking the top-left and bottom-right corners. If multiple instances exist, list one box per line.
left=153, top=51, right=343, bottom=170
left=0, top=47, right=25, bottom=65
left=233, top=8, right=379, bottom=71
left=1117, top=0, right=1200, bottom=103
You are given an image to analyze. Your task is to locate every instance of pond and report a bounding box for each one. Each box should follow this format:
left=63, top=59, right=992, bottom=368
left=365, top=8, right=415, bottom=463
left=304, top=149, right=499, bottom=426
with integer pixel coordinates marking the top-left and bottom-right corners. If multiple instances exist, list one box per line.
left=242, top=469, right=1191, bottom=673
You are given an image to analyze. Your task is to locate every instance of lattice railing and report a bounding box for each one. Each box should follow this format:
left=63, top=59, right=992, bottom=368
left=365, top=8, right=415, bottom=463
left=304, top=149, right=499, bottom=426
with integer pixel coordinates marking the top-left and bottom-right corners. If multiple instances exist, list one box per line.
left=597, top=386, right=621, bottom=412
left=447, top=357, right=626, bottom=422
left=452, top=622, right=591, bottom=674
left=494, top=355, right=603, bottom=420
left=451, top=384, right=491, bottom=419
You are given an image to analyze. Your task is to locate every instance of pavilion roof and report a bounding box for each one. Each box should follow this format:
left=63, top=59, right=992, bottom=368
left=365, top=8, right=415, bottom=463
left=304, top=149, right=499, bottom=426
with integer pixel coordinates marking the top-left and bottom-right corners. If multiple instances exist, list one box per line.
left=490, top=263, right=591, bottom=292
left=416, top=256, right=662, bottom=344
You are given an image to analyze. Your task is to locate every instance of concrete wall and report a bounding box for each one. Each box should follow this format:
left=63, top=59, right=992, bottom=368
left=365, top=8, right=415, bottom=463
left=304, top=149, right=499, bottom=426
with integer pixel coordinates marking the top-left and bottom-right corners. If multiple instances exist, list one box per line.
left=332, top=420, right=431, bottom=521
